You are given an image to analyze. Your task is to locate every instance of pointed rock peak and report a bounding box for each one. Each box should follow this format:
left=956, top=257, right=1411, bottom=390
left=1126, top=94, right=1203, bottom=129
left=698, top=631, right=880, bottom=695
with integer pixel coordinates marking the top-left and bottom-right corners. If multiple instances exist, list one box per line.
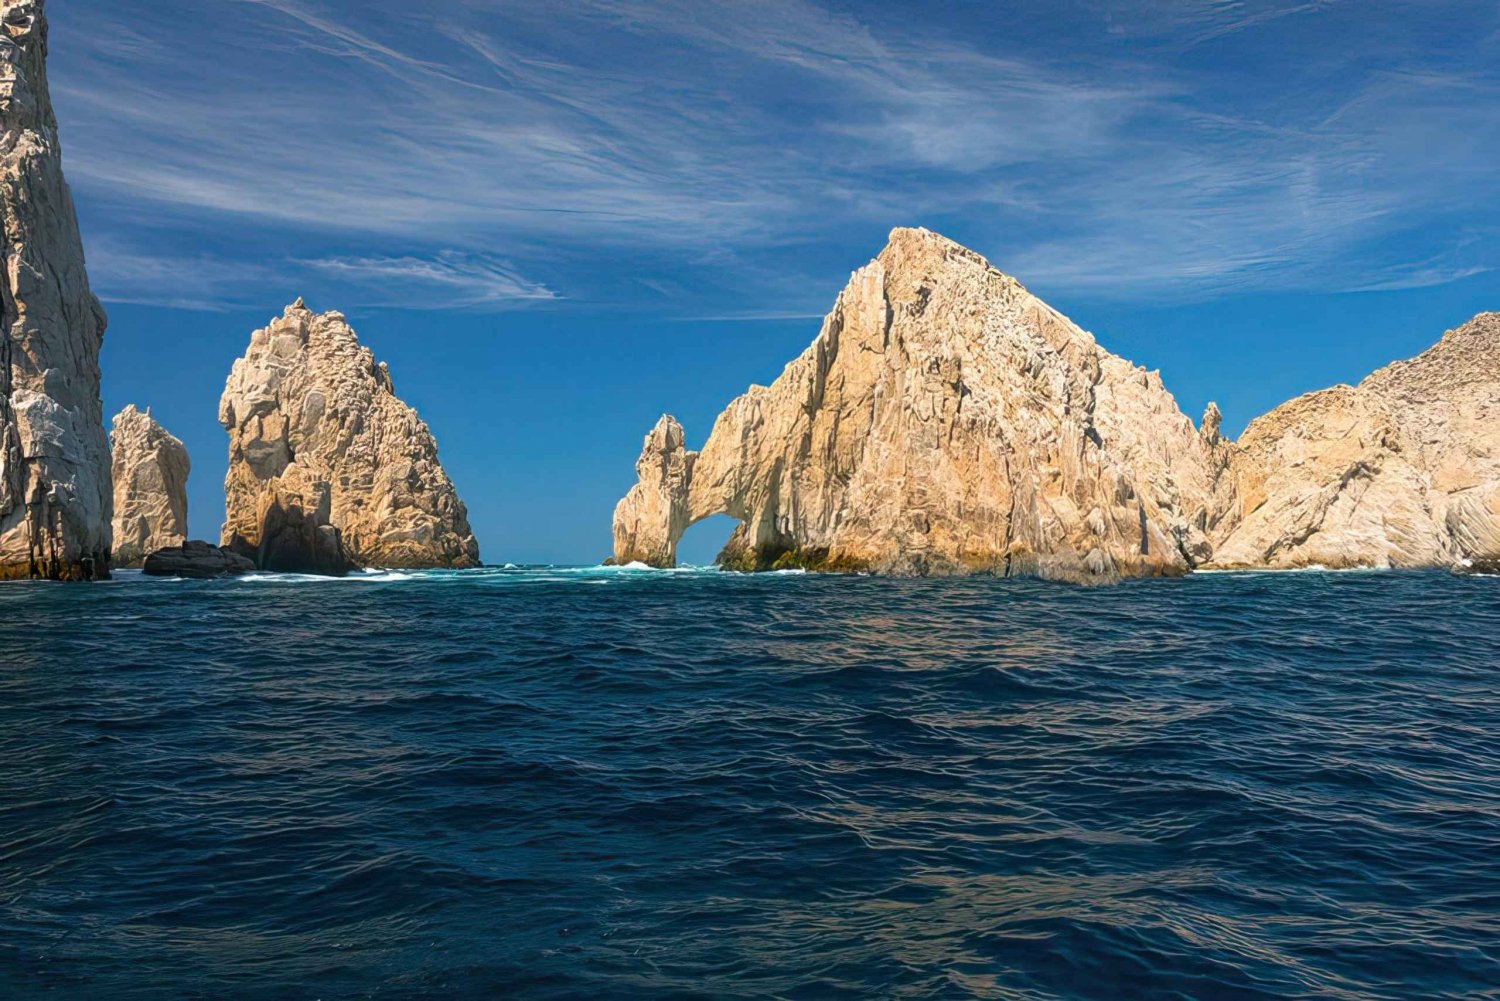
left=875, top=226, right=1010, bottom=288
left=220, top=306, right=480, bottom=571
left=288, top=297, right=308, bottom=313
left=641, top=415, right=686, bottom=457
left=1200, top=402, right=1223, bottom=441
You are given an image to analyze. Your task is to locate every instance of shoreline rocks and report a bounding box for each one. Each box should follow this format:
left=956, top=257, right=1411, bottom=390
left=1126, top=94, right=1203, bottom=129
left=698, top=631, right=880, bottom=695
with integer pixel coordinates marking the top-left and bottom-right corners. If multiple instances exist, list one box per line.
left=0, top=0, right=112, bottom=581
left=110, top=405, right=189, bottom=568
left=220, top=301, right=480, bottom=575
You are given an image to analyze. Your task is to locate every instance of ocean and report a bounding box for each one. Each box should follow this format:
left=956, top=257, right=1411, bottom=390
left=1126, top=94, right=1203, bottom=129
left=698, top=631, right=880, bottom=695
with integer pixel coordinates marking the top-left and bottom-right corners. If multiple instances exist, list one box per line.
left=1, top=566, right=1496, bottom=1000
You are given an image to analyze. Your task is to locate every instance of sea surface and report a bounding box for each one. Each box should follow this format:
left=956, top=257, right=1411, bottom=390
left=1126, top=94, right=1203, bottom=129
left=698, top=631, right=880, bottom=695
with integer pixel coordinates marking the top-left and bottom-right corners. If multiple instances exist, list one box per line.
left=1, top=566, right=1497, bottom=1000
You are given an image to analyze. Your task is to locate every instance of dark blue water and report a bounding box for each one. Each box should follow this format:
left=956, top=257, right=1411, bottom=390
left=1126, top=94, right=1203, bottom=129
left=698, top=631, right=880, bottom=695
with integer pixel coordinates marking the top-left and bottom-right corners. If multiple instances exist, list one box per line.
left=1, top=567, right=1497, bottom=1000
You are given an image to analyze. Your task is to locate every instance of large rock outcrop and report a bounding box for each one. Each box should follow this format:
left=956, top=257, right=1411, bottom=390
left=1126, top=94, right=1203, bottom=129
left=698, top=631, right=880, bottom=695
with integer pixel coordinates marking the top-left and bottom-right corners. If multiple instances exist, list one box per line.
left=220, top=301, right=480, bottom=573
left=614, top=229, right=1498, bottom=580
left=1208, top=312, right=1500, bottom=570
left=110, top=405, right=188, bottom=568
left=614, top=228, right=1229, bottom=582
left=0, top=0, right=111, bottom=580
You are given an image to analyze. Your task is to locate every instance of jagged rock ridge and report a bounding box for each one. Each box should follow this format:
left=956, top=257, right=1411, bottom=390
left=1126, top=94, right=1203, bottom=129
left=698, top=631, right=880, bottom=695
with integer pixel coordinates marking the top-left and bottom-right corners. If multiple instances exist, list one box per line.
left=1208, top=312, right=1500, bottom=570
left=220, top=301, right=480, bottom=573
left=0, top=0, right=111, bottom=580
left=615, top=227, right=1229, bottom=583
left=110, top=405, right=189, bottom=568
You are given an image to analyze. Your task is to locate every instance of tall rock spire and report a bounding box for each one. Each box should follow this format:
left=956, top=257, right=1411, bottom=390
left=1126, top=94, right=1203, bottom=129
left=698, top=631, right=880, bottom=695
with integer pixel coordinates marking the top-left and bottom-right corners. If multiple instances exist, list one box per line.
left=220, top=301, right=481, bottom=573
left=0, top=0, right=112, bottom=579
left=110, top=405, right=190, bottom=568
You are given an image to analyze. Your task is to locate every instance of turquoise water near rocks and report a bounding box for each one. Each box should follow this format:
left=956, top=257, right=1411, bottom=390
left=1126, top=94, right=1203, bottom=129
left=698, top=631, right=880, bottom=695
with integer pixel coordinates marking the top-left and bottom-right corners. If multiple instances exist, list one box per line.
left=2, top=566, right=1497, bottom=999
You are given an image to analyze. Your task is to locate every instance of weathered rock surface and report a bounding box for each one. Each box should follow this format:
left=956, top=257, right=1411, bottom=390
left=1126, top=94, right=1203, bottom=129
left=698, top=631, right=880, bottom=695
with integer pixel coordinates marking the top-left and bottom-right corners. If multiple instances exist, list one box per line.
left=0, top=0, right=111, bottom=580
left=143, top=540, right=254, bottom=579
left=614, top=230, right=1499, bottom=580
left=220, top=301, right=480, bottom=574
left=110, top=405, right=188, bottom=568
left=614, top=228, right=1229, bottom=582
left=1208, top=312, right=1500, bottom=570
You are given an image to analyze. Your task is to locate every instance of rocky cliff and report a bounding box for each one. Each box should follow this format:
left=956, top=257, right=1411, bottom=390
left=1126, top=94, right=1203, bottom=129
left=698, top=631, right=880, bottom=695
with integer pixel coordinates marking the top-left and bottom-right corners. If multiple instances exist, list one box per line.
left=0, top=0, right=111, bottom=580
left=220, top=301, right=480, bottom=573
left=614, top=228, right=1229, bottom=582
left=1208, top=312, right=1500, bottom=570
left=109, top=405, right=189, bottom=568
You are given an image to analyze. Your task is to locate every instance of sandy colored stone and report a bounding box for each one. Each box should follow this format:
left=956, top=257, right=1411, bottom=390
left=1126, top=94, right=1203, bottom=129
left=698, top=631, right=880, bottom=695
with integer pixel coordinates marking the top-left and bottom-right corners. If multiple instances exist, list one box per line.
left=0, top=0, right=111, bottom=580
left=110, top=405, right=189, bottom=568
left=614, top=228, right=1231, bottom=582
left=1209, top=312, right=1500, bottom=570
left=220, top=301, right=480, bottom=573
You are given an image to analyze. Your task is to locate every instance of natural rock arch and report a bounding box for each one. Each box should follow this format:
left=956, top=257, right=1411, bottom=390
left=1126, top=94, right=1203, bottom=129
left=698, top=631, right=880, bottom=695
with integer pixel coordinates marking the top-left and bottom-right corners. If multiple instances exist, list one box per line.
left=613, top=229, right=1232, bottom=581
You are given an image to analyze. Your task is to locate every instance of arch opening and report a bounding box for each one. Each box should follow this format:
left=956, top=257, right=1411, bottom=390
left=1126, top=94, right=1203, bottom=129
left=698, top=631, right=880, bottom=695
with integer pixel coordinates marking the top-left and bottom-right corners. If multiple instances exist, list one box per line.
left=675, top=514, right=741, bottom=568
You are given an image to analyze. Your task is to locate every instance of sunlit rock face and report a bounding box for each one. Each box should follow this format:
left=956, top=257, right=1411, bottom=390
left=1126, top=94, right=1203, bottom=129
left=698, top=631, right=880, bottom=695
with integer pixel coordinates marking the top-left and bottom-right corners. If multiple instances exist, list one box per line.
left=110, top=406, right=189, bottom=568
left=220, top=301, right=480, bottom=574
left=1208, top=312, right=1500, bottom=570
left=614, top=228, right=1230, bottom=583
left=0, top=0, right=112, bottom=580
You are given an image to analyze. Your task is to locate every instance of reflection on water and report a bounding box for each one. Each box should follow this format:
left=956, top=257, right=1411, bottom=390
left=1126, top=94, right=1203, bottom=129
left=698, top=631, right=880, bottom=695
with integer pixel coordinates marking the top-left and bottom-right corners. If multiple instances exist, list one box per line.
left=1, top=567, right=1497, bottom=999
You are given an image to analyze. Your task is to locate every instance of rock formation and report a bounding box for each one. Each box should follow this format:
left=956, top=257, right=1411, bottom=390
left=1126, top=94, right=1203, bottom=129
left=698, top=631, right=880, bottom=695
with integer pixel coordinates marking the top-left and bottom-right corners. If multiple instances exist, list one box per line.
left=0, top=0, right=111, bottom=580
left=613, top=230, right=1499, bottom=580
left=110, top=405, right=189, bottom=568
left=143, top=540, right=254, bottom=580
left=220, top=301, right=480, bottom=573
left=1208, top=312, right=1500, bottom=570
left=614, top=227, right=1230, bottom=582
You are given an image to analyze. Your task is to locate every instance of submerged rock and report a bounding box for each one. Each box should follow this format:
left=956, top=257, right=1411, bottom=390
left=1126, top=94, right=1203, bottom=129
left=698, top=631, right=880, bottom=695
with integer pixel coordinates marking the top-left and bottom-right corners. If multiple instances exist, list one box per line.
left=0, top=0, right=112, bottom=580
left=219, top=301, right=480, bottom=575
left=1208, top=313, right=1500, bottom=571
left=110, top=405, right=189, bottom=568
left=614, top=228, right=1227, bottom=583
left=143, top=540, right=255, bottom=579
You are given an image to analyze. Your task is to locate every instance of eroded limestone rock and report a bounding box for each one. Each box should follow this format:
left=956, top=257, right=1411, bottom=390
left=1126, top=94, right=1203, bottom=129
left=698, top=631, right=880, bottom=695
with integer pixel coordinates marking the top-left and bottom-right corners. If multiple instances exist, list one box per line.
left=220, top=301, right=480, bottom=573
left=1208, top=313, right=1500, bottom=570
left=110, top=405, right=188, bottom=568
left=614, top=228, right=1229, bottom=582
left=0, top=0, right=111, bottom=580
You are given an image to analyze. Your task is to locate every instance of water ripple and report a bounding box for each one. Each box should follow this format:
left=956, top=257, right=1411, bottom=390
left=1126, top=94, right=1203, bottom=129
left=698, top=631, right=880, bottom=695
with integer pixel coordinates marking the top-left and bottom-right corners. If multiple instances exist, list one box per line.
left=0, top=567, right=1497, bottom=999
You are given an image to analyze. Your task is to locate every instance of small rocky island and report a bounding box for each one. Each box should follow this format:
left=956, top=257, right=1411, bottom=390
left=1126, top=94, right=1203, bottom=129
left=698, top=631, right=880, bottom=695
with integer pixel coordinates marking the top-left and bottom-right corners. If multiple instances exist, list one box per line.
left=218, top=301, right=480, bottom=575
left=110, top=406, right=189, bottom=568
left=614, top=229, right=1500, bottom=582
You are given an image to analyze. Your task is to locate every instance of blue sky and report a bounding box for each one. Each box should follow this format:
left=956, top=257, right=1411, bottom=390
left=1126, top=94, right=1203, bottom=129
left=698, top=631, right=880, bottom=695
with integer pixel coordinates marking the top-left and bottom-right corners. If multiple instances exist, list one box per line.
left=50, top=0, right=1499, bottom=564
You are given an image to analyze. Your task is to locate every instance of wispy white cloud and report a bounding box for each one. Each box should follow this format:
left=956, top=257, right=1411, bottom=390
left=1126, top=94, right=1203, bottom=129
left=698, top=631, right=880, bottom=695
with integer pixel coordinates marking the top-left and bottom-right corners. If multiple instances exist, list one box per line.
left=48, top=0, right=1500, bottom=310
left=298, top=252, right=557, bottom=307
left=84, top=239, right=553, bottom=312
